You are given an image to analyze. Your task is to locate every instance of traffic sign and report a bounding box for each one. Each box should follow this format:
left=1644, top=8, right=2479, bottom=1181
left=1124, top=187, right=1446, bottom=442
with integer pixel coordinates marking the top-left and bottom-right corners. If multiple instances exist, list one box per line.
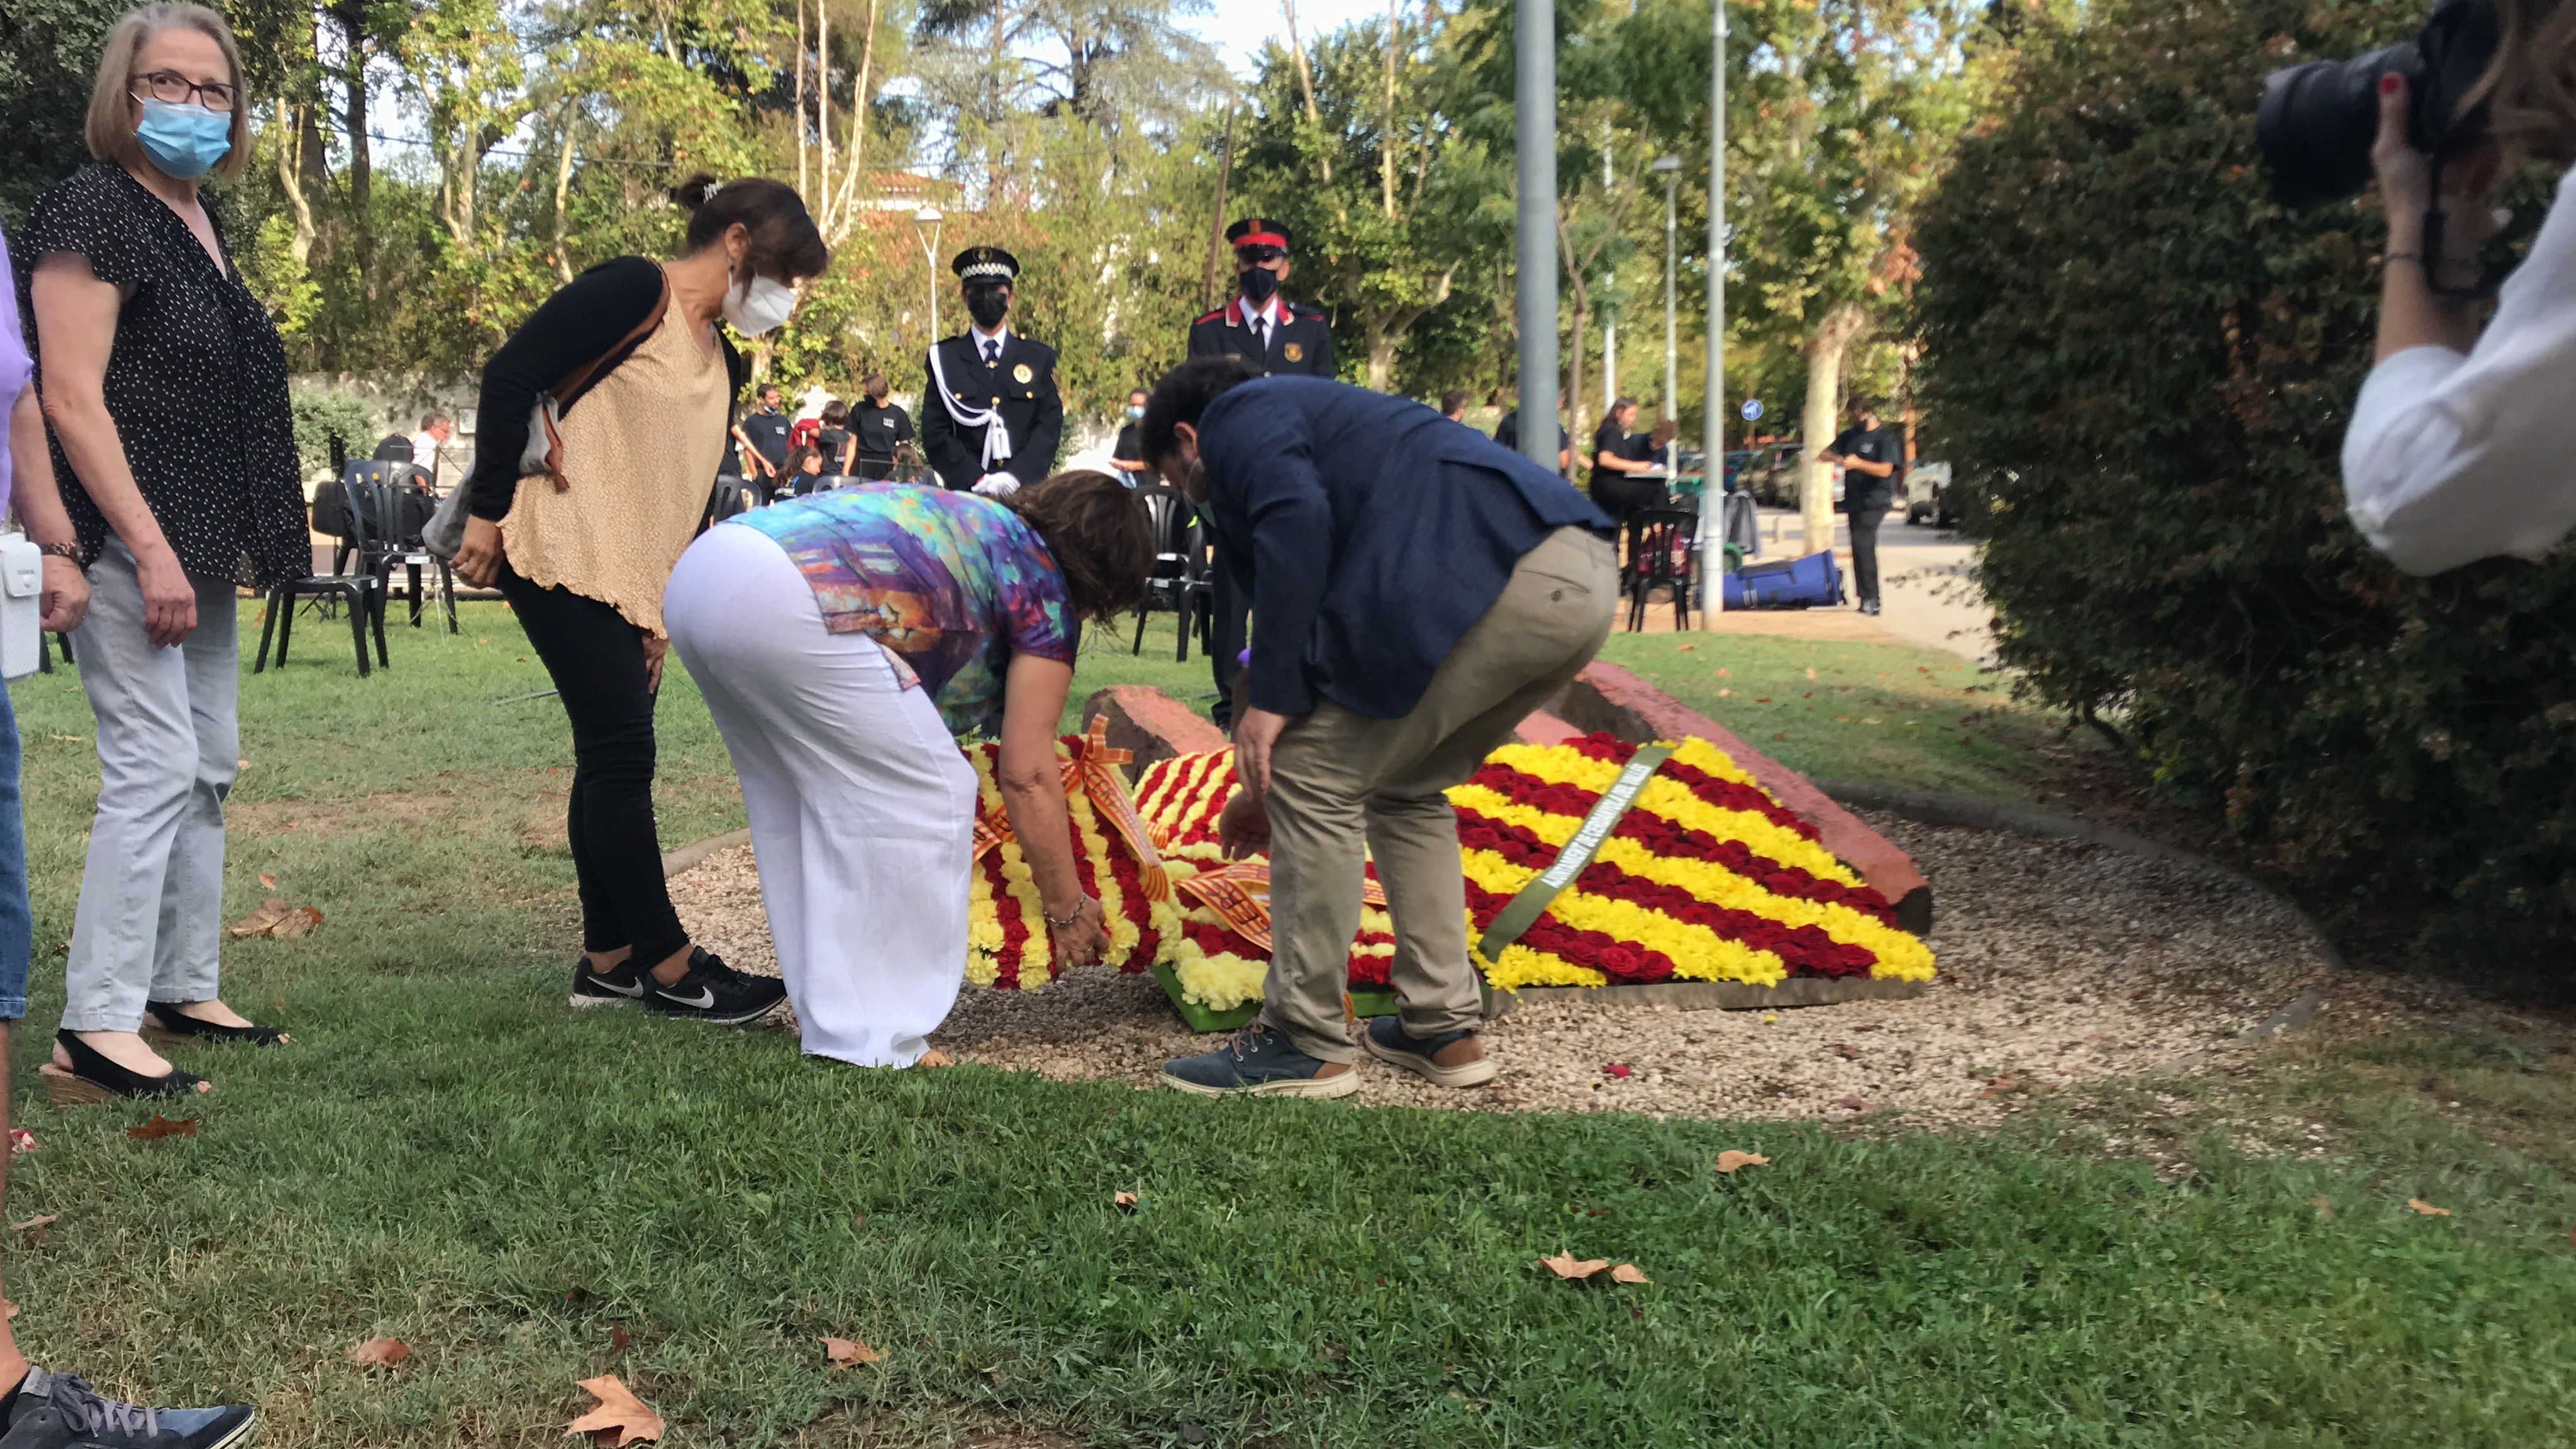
left=1739, top=398, right=1763, bottom=422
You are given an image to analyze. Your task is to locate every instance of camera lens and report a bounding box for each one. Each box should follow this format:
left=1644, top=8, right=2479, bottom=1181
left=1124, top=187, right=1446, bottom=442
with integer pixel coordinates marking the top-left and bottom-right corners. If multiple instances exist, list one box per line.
left=2257, top=43, right=2413, bottom=208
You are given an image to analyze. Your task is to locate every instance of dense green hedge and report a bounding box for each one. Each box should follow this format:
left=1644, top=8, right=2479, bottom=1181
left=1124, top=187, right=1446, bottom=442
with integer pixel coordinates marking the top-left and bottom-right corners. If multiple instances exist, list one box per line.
left=1915, top=0, right=2576, bottom=960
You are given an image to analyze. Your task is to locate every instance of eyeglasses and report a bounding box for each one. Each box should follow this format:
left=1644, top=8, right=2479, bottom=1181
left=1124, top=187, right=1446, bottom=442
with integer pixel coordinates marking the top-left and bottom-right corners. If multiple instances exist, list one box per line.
left=132, top=70, right=238, bottom=113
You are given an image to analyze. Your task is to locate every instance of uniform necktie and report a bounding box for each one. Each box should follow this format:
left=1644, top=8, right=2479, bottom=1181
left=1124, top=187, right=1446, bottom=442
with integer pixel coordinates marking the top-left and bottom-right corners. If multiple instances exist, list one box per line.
left=984, top=338, right=1001, bottom=365
left=1255, top=317, right=1271, bottom=353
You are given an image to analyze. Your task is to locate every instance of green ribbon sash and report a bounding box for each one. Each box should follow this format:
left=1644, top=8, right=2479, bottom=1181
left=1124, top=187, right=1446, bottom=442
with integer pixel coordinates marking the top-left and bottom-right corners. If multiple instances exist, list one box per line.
left=1475, top=744, right=1673, bottom=963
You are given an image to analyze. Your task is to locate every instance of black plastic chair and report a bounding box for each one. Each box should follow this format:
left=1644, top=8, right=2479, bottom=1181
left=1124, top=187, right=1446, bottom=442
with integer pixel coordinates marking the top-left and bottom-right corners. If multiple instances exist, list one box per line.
left=1624, top=507, right=1699, bottom=633
left=257, top=463, right=394, bottom=675
left=1130, top=486, right=1210, bottom=662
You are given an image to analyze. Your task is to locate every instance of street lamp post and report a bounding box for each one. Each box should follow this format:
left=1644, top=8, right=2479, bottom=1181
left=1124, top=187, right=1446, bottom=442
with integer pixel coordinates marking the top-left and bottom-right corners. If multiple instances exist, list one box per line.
left=1650, top=153, right=1681, bottom=428
left=912, top=208, right=944, bottom=341
left=1701, top=3, right=1727, bottom=618
left=1513, top=0, right=1557, bottom=473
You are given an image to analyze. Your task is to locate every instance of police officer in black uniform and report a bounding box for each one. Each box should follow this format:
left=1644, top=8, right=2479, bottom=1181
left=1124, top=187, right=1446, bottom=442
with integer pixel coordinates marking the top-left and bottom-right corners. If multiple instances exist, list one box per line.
left=920, top=245, right=1065, bottom=494
left=1186, top=218, right=1336, bottom=727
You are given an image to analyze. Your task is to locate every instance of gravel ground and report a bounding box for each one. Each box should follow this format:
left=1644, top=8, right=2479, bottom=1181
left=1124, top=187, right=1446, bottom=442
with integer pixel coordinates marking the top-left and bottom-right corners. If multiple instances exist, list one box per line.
left=666, top=814, right=2471, bottom=1129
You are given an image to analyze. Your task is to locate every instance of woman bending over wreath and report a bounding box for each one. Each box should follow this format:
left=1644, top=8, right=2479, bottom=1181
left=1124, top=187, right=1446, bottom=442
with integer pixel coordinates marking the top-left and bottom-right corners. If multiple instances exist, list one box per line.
left=663, top=474, right=1152, bottom=1066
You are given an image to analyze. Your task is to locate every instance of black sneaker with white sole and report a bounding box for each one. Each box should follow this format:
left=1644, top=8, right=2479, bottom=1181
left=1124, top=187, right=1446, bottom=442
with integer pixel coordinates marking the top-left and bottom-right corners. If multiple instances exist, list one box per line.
left=569, top=954, right=650, bottom=1008
left=643, top=947, right=787, bottom=1025
left=0, top=1366, right=256, bottom=1448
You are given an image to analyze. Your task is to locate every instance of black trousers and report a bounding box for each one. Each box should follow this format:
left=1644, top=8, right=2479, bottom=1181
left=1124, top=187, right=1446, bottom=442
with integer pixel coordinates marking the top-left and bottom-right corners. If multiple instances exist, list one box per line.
left=1847, top=508, right=1884, bottom=606
left=498, top=563, right=689, bottom=967
left=1208, top=555, right=1247, bottom=730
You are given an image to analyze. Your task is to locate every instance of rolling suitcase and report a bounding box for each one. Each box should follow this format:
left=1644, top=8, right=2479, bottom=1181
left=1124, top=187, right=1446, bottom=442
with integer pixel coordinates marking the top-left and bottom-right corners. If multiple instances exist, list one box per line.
left=1721, top=549, right=1845, bottom=609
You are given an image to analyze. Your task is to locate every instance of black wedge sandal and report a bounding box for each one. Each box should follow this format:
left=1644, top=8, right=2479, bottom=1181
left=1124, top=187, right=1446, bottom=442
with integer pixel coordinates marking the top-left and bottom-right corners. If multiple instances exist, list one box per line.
left=142, top=1003, right=291, bottom=1047
left=40, top=1030, right=212, bottom=1107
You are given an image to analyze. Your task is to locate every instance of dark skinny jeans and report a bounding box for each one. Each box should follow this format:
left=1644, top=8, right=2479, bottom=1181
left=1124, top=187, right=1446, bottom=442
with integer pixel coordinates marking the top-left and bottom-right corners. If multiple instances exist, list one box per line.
left=498, top=562, right=689, bottom=967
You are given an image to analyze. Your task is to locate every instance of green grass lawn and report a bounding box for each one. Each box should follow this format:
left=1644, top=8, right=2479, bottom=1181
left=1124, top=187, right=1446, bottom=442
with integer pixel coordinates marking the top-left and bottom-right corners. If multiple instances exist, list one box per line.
left=0, top=602, right=2568, bottom=1447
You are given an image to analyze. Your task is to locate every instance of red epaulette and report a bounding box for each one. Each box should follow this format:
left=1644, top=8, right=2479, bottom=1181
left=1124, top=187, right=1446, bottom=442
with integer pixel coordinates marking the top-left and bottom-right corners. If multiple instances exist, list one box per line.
left=1194, top=308, right=1226, bottom=325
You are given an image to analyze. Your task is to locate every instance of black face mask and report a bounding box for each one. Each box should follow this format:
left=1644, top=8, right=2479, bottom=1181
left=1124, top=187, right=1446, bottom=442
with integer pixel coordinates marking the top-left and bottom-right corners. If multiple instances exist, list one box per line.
left=965, top=287, right=1010, bottom=329
left=1238, top=265, right=1279, bottom=304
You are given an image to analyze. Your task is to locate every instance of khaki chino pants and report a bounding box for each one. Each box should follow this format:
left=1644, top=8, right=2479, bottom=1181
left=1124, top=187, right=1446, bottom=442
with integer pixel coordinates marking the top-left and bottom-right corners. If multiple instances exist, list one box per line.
left=1260, top=526, right=1618, bottom=1062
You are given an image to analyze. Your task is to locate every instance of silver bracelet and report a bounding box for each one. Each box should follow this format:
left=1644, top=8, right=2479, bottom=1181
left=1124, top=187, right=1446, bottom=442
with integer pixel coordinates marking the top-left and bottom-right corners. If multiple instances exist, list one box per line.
left=1044, top=899, right=1092, bottom=929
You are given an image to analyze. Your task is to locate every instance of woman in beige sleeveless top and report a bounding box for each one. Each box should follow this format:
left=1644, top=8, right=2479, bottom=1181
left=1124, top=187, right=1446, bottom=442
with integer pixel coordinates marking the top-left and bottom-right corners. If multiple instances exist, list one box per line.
left=450, top=174, right=828, bottom=1025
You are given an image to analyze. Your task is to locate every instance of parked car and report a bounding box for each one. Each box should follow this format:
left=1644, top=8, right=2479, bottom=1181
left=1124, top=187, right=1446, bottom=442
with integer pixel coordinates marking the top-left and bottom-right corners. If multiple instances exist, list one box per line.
left=1903, top=460, right=1957, bottom=527
left=1745, top=441, right=1806, bottom=508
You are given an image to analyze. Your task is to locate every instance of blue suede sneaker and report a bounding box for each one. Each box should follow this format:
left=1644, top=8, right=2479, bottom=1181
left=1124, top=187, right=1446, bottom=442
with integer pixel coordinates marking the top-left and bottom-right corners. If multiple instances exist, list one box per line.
left=1362, top=1014, right=1498, bottom=1088
left=1160, top=1023, right=1359, bottom=1098
left=0, top=1367, right=256, bottom=1448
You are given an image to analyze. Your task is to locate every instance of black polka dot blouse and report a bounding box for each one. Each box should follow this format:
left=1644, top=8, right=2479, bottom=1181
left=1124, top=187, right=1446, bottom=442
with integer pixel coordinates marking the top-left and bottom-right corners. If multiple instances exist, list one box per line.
left=12, top=161, right=309, bottom=588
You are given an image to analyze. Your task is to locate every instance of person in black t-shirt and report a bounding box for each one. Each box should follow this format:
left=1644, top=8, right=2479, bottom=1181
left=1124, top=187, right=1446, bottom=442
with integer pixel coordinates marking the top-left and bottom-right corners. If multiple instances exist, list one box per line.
left=1110, top=388, right=1157, bottom=486
left=1587, top=397, right=1668, bottom=527
left=731, top=383, right=792, bottom=486
left=1818, top=400, right=1905, bottom=615
left=814, top=399, right=855, bottom=477
left=1494, top=394, right=1574, bottom=475
left=848, top=371, right=914, bottom=480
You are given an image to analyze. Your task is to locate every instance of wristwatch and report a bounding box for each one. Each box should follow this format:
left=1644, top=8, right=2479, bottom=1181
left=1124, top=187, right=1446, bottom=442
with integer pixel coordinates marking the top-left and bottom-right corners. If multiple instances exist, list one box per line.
left=35, top=541, right=79, bottom=560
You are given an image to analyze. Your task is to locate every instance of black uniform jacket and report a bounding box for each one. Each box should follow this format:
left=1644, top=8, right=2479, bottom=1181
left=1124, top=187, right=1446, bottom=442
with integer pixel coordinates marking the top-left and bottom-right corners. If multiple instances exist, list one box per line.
left=919, top=329, right=1065, bottom=490
left=1186, top=296, right=1336, bottom=377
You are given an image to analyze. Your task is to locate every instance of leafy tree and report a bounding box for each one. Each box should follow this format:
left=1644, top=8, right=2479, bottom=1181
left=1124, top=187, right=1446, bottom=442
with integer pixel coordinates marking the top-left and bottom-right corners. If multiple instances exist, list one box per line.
left=1915, top=0, right=2576, bottom=964
left=0, top=0, right=131, bottom=228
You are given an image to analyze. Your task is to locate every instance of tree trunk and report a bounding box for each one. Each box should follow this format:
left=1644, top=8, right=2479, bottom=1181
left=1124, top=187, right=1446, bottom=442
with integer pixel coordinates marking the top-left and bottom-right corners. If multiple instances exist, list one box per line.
left=1283, top=0, right=1331, bottom=186
left=1380, top=0, right=1399, bottom=218
left=274, top=101, right=316, bottom=265
left=335, top=4, right=372, bottom=286
left=795, top=0, right=808, bottom=199
left=552, top=116, right=577, bottom=282
left=1799, top=302, right=1865, bottom=555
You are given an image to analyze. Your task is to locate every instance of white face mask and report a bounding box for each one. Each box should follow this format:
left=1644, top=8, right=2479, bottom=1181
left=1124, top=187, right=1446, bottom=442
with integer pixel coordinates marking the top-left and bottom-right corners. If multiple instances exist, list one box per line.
left=724, top=270, right=799, bottom=336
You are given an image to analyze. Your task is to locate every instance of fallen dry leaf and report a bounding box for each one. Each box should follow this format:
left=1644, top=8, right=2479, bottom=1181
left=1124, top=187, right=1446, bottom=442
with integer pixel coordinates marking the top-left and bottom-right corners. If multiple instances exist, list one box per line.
left=822, top=1336, right=883, bottom=1367
left=609, top=1323, right=631, bottom=1353
left=1831, top=1043, right=1860, bottom=1059
left=1835, top=1096, right=1870, bottom=1112
left=567, top=1374, right=662, bottom=1446
left=8, top=1128, right=33, bottom=1158
left=346, top=1336, right=411, bottom=1370
left=1714, top=667, right=1731, bottom=678
left=11, top=1213, right=58, bottom=1245
left=128, top=1116, right=196, bottom=1141
left=1113, top=1191, right=1140, bottom=1211
left=1675, top=642, right=1695, bottom=653
left=1713, top=1152, right=1770, bottom=1175
left=2407, top=1198, right=2452, bottom=1217
left=1538, top=1252, right=1611, bottom=1280
left=1979, top=1072, right=2023, bottom=1099
left=1804, top=667, right=1818, bottom=679
left=227, top=897, right=324, bottom=940
left=2310, top=1196, right=2338, bottom=1223
left=1610, top=1263, right=1650, bottom=1284
left=257, top=872, right=278, bottom=891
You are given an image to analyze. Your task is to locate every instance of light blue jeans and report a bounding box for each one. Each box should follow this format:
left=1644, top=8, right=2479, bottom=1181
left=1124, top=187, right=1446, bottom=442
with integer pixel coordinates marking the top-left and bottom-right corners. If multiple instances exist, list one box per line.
left=60, top=540, right=238, bottom=1033
left=0, top=677, right=30, bottom=1023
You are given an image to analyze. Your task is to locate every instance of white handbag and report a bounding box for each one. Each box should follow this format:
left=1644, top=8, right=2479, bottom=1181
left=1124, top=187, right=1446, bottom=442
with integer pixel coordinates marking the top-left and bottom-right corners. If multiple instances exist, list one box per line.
left=0, top=533, right=44, bottom=682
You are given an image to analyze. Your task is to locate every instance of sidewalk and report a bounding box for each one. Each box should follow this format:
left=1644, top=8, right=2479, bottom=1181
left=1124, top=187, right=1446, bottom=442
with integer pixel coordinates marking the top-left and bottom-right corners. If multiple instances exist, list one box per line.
left=1624, top=505, right=1994, bottom=665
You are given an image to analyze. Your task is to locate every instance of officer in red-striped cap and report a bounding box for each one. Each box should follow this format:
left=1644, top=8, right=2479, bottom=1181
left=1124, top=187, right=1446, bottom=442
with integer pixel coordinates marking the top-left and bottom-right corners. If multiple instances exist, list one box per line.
left=1187, top=218, right=1335, bottom=380
left=1187, top=218, right=1335, bottom=728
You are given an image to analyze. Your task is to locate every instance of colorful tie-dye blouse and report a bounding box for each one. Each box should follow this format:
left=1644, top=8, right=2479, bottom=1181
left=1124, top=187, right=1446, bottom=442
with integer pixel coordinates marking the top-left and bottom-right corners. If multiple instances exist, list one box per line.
left=728, top=484, right=1077, bottom=733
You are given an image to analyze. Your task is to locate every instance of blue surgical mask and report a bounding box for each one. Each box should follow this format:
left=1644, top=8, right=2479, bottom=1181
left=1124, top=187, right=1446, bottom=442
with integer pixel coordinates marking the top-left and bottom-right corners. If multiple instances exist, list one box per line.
left=135, top=99, right=232, bottom=180
left=1126, top=404, right=1145, bottom=421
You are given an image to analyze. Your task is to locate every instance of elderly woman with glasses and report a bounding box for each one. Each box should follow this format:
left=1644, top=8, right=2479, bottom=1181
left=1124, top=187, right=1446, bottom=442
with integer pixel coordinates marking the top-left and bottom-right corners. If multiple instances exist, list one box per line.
left=16, top=2, right=311, bottom=1106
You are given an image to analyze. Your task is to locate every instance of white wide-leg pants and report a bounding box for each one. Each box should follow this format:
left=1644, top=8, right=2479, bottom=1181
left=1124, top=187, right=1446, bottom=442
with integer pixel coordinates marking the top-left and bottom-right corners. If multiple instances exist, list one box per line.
left=663, top=523, right=977, bottom=1067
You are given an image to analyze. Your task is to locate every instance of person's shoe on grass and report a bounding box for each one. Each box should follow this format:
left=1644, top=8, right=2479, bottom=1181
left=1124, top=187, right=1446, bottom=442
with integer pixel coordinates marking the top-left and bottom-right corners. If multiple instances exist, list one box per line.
left=0, top=1366, right=254, bottom=1449
left=1160, top=1022, right=1357, bottom=1098
left=1361, top=1014, right=1497, bottom=1088
left=642, top=947, right=787, bottom=1026
left=568, top=952, right=649, bottom=1008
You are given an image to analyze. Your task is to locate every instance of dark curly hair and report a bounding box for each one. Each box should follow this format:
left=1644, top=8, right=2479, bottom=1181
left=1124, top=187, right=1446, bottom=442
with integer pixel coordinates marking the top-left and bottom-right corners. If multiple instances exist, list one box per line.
left=1002, top=471, right=1154, bottom=623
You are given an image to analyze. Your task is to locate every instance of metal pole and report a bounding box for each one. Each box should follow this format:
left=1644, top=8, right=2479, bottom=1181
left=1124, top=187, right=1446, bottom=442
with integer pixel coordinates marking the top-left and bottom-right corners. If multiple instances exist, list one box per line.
left=1701, top=0, right=1726, bottom=617
left=1514, top=0, right=1557, bottom=472
left=1663, top=172, right=1679, bottom=426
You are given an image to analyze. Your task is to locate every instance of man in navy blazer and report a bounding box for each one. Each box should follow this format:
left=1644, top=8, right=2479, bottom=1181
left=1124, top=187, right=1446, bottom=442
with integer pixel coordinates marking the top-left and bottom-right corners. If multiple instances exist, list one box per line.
left=1141, top=358, right=1618, bottom=1097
